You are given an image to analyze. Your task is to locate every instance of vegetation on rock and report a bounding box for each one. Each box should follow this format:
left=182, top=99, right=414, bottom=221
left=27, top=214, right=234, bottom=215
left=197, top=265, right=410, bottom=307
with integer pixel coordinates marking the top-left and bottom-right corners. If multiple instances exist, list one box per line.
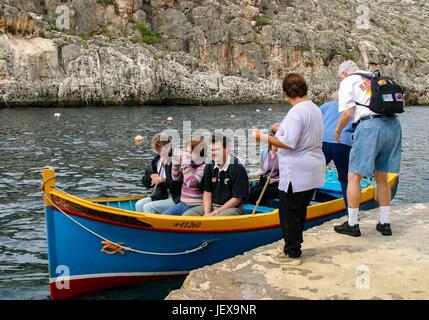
left=136, top=21, right=160, bottom=44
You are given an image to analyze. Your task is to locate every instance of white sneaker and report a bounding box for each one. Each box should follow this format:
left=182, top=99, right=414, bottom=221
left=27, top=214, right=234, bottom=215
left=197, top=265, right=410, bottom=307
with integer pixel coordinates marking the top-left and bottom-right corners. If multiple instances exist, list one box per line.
left=268, top=252, right=302, bottom=266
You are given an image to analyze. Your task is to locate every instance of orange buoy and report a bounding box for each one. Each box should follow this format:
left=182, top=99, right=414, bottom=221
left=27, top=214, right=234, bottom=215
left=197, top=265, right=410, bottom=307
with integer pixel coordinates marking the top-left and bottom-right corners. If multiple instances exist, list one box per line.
left=134, top=135, right=144, bottom=145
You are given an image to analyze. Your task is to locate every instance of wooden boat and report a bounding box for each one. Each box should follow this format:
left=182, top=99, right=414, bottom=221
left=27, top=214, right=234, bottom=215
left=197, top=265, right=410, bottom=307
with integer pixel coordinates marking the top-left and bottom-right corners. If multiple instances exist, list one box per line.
left=41, top=167, right=399, bottom=299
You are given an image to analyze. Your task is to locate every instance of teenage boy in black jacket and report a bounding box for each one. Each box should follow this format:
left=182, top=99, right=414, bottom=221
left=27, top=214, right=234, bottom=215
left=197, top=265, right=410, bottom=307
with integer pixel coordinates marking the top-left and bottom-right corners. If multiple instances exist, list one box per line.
left=135, top=134, right=181, bottom=213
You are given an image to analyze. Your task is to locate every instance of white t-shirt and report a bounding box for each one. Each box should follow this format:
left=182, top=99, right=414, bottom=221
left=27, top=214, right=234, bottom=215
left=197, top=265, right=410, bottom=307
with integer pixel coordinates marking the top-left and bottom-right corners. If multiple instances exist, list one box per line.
left=338, top=70, right=377, bottom=123
left=275, top=100, right=326, bottom=193
left=157, top=157, right=170, bottom=179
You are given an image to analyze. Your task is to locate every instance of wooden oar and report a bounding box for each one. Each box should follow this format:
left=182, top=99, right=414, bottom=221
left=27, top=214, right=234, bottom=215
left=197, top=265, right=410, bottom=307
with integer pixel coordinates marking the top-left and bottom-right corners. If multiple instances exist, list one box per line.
left=251, top=157, right=279, bottom=215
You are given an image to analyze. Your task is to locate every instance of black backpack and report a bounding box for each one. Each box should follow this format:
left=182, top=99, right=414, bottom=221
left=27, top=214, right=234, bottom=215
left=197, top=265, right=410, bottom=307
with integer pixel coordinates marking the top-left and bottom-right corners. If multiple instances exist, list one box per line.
left=353, top=71, right=405, bottom=115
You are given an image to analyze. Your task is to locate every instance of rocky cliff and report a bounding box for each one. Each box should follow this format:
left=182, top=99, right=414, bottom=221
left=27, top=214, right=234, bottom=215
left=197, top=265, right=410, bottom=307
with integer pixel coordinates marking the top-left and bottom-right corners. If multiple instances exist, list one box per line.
left=0, top=0, right=428, bottom=107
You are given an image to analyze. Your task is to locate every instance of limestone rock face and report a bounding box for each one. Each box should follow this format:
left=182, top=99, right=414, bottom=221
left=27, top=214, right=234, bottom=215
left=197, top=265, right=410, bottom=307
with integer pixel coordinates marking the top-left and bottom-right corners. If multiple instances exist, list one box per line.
left=0, top=3, right=46, bottom=37
left=0, top=34, right=60, bottom=105
left=0, top=0, right=428, bottom=106
left=152, top=8, right=193, bottom=52
left=0, top=33, right=281, bottom=106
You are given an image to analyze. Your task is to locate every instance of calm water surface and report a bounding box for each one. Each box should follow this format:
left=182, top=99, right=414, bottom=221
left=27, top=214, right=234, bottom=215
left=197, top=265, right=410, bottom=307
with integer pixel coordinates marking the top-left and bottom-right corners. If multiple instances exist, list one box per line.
left=0, top=105, right=428, bottom=299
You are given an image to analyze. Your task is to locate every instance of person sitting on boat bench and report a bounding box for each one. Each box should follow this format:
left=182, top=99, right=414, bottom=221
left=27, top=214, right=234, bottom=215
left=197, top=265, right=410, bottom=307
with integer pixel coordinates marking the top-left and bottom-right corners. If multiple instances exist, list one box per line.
left=248, top=141, right=279, bottom=205
left=161, top=138, right=207, bottom=216
left=183, top=134, right=249, bottom=216
left=248, top=123, right=280, bottom=205
left=271, top=123, right=280, bottom=135
left=135, top=133, right=182, bottom=214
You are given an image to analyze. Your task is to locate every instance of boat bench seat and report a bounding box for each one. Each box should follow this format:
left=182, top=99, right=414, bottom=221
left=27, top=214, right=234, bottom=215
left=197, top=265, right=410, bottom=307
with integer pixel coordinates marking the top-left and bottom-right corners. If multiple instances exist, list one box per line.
left=243, top=204, right=276, bottom=214
left=243, top=200, right=322, bottom=214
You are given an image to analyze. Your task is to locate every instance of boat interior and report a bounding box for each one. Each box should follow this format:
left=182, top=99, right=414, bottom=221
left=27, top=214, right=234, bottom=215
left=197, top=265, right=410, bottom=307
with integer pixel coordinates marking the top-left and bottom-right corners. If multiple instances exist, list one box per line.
left=90, top=169, right=374, bottom=215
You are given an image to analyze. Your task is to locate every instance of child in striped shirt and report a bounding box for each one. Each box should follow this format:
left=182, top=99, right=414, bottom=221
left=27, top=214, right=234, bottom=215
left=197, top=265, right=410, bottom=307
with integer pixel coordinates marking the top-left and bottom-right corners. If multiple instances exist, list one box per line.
left=162, top=138, right=207, bottom=215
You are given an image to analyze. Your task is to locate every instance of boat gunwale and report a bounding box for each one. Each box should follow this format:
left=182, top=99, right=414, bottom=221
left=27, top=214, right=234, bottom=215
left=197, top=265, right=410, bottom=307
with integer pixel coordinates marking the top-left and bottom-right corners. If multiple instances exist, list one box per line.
left=48, top=197, right=379, bottom=234
left=45, top=174, right=398, bottom=233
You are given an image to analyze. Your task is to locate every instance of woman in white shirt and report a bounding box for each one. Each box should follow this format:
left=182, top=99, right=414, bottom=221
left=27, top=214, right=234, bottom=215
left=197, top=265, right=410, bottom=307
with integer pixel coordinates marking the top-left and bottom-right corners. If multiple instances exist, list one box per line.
left=252, top=73, right=325, bottom=266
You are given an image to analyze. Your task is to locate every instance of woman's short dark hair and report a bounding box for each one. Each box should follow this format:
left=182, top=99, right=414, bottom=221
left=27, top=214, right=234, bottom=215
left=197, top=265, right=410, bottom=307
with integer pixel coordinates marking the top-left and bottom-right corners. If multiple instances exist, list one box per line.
left=282, top=73, right=308, bottom=98
left=211, top=134, right=229, bottom=149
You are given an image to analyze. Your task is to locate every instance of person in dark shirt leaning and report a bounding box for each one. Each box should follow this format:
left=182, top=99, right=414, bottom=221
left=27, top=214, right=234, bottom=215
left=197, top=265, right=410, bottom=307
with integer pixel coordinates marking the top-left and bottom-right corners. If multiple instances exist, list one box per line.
left=183, top=134, right=249, bottom=216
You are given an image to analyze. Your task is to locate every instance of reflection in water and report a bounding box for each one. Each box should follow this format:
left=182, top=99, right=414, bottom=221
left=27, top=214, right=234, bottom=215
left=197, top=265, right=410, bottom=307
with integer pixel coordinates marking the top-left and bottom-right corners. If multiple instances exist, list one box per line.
left=0, top=105, right=428, bottom=299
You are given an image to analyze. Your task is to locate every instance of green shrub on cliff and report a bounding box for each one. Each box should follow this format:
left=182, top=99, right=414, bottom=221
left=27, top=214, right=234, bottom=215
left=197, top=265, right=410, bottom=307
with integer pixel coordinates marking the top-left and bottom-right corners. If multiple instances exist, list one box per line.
left=136, top=22, right=160, bottom=44
left=80, top=34, right=90, bottom=42
left=143, top=4, right=152, bottom=16
left=255, top=16, right=271, bottom=27
left=114, top=3, right=120, bottom=16
left=224, top=15, right=235, bottom=24
left=130, top=36, right=140, bottom=44
left=302, top=43, right=312, bottom=52
left=388, top=37, right=397, bottom=46
left=0, top=10, right=4, bottom=18
left=339, top=49, right=354, bottom=60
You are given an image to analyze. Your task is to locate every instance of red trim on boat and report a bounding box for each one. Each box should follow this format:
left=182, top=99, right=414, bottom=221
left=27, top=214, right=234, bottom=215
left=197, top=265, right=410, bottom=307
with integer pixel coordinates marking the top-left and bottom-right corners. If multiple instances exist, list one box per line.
left=49, top=274, right=185, bottom=300
left=49, top=205, right=281, bottom=233
left=49, top=194, right=381, bottom=234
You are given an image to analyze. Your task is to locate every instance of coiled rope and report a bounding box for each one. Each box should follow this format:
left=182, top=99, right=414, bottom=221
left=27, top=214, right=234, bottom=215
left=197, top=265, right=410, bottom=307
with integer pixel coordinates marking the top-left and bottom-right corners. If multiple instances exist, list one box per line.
left=41, top=179, right=218, bottom=256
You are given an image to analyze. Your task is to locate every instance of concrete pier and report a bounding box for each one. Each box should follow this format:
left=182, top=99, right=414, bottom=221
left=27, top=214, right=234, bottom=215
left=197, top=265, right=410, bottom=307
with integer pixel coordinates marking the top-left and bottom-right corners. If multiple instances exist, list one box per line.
left=166, top=203, right=429, bottom=300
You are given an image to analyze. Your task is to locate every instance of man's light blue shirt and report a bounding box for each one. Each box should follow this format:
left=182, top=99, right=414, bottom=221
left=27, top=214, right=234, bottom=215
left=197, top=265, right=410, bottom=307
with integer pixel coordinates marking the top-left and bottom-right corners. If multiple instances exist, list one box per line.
left=319, top=100, right=353, bottom=146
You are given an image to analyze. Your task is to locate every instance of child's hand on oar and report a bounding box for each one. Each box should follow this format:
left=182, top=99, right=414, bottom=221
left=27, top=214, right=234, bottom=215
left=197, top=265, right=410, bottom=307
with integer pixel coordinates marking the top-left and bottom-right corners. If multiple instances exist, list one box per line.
left=150, top=173, right=159, bottom=179
left=255, top=169, right=265, bottom=177
left=152, top=176, right=163, bottom=186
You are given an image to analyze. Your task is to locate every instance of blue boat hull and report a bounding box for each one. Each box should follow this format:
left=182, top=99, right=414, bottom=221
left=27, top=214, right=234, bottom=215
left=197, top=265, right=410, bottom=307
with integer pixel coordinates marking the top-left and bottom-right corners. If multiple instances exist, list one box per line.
left=45, top=175, right=398, bottom=299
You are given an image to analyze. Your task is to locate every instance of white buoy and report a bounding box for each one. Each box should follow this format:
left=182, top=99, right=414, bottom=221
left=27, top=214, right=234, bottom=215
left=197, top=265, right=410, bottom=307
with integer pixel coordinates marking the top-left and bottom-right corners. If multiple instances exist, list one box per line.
left=230, top=115, right=235, bottom=118
left=54, top=113, right=61, bottom=118
left=256, top=109, right=261, bottom=112
left=268, top=108, right=272, bottom=111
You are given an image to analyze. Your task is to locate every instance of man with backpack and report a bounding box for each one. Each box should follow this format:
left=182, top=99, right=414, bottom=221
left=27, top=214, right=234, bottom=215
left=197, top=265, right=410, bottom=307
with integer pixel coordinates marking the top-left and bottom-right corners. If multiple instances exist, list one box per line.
left=333, top=60, right=403, bottom=237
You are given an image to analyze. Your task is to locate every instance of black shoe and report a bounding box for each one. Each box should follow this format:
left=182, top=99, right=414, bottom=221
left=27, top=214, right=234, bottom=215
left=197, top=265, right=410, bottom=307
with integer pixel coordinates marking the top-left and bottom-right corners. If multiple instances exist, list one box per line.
left=376, top=223, right=392, bottom=236
left=334, top=221, right=361, bottom=237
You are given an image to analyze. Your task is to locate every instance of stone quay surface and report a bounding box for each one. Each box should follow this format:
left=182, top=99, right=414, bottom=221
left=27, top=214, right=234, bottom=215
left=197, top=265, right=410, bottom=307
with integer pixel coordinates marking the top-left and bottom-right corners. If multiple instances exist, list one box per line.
left=167, top=203, right=429, bottom=300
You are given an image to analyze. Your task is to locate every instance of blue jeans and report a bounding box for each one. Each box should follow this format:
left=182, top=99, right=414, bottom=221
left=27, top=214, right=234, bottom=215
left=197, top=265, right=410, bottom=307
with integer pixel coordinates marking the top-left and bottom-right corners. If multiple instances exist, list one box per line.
left=322, top=142, right=351, bottom=206
left=135, top=197, right=152, bottom=212
left=162, top=202, right=196, bottom=216
left=135, top=195, right=176, bottom=214
left=349, top=117, right=402, bottom=177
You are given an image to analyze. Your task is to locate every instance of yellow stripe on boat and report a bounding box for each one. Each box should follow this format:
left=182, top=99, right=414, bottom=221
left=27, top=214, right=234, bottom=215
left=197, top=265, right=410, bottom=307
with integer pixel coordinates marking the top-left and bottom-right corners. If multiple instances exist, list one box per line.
left=46, top=173, right=398, bottom=233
